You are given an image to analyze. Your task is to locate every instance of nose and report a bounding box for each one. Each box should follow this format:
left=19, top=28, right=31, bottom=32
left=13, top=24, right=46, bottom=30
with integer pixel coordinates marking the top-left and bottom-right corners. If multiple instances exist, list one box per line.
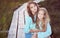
left=34, top=9, right=36, bottom=10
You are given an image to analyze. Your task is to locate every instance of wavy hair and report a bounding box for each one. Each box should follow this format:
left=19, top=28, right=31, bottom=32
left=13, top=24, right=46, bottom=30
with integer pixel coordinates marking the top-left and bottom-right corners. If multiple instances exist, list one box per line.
left=36, top=8, right=50, bottom=29
left=27, top=2, right=39, bottom=23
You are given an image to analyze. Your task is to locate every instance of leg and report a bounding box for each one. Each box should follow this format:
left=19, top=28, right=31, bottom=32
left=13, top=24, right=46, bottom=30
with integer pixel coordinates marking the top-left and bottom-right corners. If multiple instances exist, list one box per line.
left=31, top=33, right=37, bottom=38
left=25, top=33, right=32, bottom=38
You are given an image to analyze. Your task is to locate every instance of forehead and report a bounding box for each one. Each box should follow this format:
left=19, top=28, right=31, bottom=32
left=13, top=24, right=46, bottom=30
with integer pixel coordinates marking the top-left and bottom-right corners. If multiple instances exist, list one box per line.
left=39, top=10, right=44, bottom=14
left=30, top=3, right=36, bottom=7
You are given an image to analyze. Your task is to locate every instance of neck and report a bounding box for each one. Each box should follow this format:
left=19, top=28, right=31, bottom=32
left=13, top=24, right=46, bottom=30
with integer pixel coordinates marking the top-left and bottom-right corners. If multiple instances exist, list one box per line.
left=32, top=12, right=36, bottom=16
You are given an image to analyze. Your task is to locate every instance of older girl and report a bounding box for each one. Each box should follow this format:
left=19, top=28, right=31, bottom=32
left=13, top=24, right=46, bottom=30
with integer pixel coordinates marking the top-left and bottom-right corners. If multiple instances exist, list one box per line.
left=24, top=2, right=39, bottom=38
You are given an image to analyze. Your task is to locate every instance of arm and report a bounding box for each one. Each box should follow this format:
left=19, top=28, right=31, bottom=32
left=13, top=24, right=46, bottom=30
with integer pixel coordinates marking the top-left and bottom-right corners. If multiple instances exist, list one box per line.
left=30, top=26, right=46, bottom=32
left=46, top=22, right=52, bottom=36
left=24, top=16, right=38, bottom=33
left=40, top=24, right=47, bottom=32
left=30, top=23, right=47, bottom=32
left=30, top=29, right=40, bottom=33
left=24, top=16, right=31, bottom=33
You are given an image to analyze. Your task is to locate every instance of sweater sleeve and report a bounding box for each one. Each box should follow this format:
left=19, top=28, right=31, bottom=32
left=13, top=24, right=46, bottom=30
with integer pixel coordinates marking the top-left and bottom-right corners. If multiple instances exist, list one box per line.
left=24, top=16, right=32, bottom=33
left=43, top=22, right=52, bottom=37
left=46, top=22, right=52, bottom=36
left=38, top=22, right=52, bottom=38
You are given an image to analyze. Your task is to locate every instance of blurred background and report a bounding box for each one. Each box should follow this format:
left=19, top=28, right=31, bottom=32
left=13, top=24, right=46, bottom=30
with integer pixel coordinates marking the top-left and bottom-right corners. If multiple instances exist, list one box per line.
left=0, top=0, right=60, bottom=38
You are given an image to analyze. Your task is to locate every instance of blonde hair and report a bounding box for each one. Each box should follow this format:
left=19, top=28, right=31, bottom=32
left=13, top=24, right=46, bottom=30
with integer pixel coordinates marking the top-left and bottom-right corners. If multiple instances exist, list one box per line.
left=39, top=8, right=50, bottom=22
left=36, top=7, right=50, bottom=29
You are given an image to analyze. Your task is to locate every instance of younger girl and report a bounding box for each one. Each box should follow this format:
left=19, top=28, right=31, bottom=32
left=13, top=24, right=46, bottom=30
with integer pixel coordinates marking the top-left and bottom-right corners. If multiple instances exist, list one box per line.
left=32, top=8, right=52, bottom=38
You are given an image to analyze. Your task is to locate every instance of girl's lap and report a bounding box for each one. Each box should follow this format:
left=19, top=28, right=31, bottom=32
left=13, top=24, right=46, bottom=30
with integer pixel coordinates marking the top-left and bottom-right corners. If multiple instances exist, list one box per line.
left=25, top=33, right=32, bottom=38
left=25, top=32, right=51, bottom=38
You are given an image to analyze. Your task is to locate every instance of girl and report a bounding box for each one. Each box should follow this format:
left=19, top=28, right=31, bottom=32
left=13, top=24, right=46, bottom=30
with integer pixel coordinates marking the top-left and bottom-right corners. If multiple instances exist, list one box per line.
left=31, top=8, right=52, bottom=38
left=24, top=2, right=39, bottom=38
left=36, top=8, right=52, bottom=38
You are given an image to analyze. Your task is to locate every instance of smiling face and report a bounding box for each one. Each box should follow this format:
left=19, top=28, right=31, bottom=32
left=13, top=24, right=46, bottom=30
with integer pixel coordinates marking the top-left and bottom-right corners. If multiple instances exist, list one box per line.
left=38, top=10, right=45, bottom=20
left=29, top=3, right=38, bottom=15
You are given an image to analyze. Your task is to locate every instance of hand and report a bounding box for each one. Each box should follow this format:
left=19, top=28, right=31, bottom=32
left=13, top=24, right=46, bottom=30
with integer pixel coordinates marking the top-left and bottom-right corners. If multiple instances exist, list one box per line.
left=30, top=29, right=40, bottom=33
left=35, top=29, right=40, bottom=32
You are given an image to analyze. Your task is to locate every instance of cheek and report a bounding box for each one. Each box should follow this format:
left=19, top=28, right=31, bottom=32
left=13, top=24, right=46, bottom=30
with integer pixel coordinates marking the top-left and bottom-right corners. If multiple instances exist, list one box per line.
left=38, top=14, right=44, bottom=19
left=38, top=14, right=41, bottom=18
left=35, top=6, right=37, bottom=9
left=32, top=7, right=37, bottom=11
left=30, top=8, right=34, bottom=12
left=41, top=15, right=44, bottom=18
left=35, top=7, right=37, bottom=11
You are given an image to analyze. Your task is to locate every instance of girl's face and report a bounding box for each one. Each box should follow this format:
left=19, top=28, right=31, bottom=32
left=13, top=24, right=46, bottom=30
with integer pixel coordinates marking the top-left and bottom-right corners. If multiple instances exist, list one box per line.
left=38, top=10, right=45, bottom=20
left=29, top=3, right=37, bottom=15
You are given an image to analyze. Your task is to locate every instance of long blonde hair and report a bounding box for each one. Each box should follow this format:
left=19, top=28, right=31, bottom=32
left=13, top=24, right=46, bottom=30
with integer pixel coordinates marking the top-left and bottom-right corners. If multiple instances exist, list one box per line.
left=36, top=8, right=50, bottom=29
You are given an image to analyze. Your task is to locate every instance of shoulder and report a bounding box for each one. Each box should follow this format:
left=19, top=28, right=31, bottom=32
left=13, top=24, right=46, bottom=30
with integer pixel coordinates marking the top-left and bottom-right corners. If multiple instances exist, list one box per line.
left=25, top=16, right=31, bottom=19
left=46, top=22, right=51, bottom=27
left=25, top=16, right=32, bottom=21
